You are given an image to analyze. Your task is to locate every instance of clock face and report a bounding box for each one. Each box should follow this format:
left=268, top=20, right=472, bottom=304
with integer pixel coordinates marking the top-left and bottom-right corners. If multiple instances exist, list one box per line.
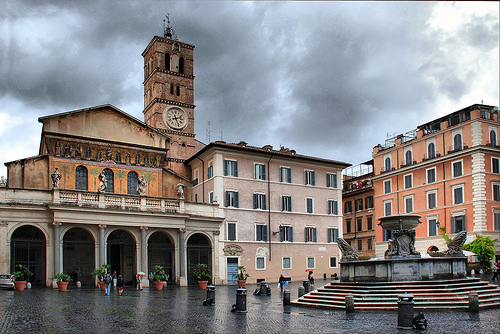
left=164, top=107, right=188, bottom=130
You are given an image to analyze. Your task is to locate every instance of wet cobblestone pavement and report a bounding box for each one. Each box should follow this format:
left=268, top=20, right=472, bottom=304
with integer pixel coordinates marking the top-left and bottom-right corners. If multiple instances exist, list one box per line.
left=0, top=280, right=499, bottom=333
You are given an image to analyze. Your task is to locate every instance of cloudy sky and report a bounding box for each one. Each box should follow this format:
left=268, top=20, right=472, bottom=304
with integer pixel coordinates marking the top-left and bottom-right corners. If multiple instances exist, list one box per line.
left=0, top=1, right=498, bottom=177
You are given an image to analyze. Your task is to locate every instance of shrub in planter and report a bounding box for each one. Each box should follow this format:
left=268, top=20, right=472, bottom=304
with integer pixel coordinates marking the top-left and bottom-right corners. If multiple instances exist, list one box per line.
left=53, top=273, right=72, bottom=292
left=12, top=264, right=33, bottom=291
left=194, top=264, right=211, bottom=289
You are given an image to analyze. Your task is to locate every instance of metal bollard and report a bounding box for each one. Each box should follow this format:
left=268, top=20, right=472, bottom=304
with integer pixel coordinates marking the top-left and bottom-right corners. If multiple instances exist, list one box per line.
left=298, top=286, right=305, bottom=297
left=302, top=280, right=310, bottom=294
left=205, top=285, right=215, bottom=305
left=259, top=281, right=268, bottom=295
left=234, top=288, right=247, bottom=313
left=283, top=290, right=291, bottom=305
left=397, top=294, right=414, bottom=329
left=469, top=292, right=479, bottom=312
left=345, top=293, right=354, bottom=313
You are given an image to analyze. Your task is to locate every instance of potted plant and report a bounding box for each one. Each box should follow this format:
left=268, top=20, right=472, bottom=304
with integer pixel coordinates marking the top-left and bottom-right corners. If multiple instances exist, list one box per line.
left=91, top=264, right=111, bottom=291
left=194, top=263, right=211, bottom=289
left=234, top=265, right=250, bottom=288
left=12, top=264, right=33, bottom=291
left=53, top=273, right=72, bottom=292
left=151, top=265, right=167, bottom=290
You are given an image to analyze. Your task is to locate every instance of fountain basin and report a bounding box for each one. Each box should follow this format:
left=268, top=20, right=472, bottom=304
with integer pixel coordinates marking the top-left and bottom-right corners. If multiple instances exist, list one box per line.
left=378, top=214, right=421, bottom=230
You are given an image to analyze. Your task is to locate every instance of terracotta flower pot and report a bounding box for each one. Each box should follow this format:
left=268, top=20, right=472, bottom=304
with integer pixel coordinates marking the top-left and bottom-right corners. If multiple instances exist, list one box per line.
left=98, top=281, right=106, bottom=291
left=153, top=281, right=164, bottom=291
left=237, top=279, right=247, bottom=288
left=14, top=281, right=26, bottom=292
left=57, top=281, right=69, bottom=292
left=198, top=281, right=208, bottom=290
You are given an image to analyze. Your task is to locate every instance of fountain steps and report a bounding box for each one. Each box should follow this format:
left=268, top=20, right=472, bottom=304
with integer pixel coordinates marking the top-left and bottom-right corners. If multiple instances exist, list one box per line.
left=291, top=278, right=500, bottom=311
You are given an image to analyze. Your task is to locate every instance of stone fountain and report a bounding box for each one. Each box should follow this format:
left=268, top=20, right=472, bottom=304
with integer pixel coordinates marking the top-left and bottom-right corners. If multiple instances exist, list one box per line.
left=339, top=214, right=467, bottom=282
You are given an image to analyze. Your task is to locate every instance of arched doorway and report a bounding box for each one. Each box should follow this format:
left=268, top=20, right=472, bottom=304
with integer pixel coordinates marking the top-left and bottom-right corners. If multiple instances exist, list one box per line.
left=148, top=232, right=175, bottom=283
left=10, top=225, right=46, bottom=285
left=187, top=233, right=211, bottom=285
left=63, top=228, right=95, bottom=286
left=107, top=230, right=136, bottom=285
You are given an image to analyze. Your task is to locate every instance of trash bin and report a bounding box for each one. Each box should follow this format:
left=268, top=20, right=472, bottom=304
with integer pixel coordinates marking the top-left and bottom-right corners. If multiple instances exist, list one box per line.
left=205, top=285, right=215, bottom=305
left=302, top=280, right=310, bottom=294
left=397, top=294, right=414, bottom=329
left=235, top=288, right=247, bottom=313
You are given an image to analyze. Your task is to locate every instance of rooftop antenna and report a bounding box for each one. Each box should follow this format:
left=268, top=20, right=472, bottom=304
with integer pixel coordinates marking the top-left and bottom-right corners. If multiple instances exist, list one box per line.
left=206, top=121, right=211, bottom=143
left=163, top=14, right=177, bottom=40
left=220, top=120, right=224, bottom=141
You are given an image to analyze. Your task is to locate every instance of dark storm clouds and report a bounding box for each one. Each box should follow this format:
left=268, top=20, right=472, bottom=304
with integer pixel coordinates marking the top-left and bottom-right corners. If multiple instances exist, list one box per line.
left=0, top=1, right=498, bottom=175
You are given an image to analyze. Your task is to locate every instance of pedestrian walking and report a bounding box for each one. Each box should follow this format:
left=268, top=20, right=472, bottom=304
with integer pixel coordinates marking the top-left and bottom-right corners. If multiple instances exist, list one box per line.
left=104, top=272, right=112, bottom=295
left=492, top=262, right=499, bottom=282
left=117, top=275, right=124, bottom=296
left=112, top=271, right=117, bottom=287
left=279, top=274, right=285, bottom=292
left=308, top=271, right=314, bottom=286
left=136, top=272, right=143, bottom=290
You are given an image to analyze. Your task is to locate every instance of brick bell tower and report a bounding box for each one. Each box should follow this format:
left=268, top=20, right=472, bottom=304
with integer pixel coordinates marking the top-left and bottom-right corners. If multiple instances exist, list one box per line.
left=142, top=17, right=196, bottom=176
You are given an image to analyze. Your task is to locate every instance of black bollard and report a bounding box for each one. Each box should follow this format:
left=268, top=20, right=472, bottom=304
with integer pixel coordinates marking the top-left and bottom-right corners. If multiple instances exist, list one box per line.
left=203, top=285, right=215, bottom=306
left=234, top=288, right=247, bottom=313
left=302, top=280, right=310, bottom=294
left=397, top=294, right=414, bottom=329
left=283, top=290, right=291, bottom=305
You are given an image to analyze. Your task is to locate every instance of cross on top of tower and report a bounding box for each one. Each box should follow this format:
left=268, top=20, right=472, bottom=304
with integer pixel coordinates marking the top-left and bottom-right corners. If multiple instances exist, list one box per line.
left=163, top=14, right=177, bottom=40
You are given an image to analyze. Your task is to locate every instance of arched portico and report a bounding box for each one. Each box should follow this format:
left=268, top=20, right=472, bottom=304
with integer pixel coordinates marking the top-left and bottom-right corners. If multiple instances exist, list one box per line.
left=187, top=233, right=212, bottom=285
left=10, top=225, right=47, bottom=285
left=62, top=227, right=95, bottom=286
left=148, top=231, right=175, bottom=283
left=107, top=229, right=136, bottom=285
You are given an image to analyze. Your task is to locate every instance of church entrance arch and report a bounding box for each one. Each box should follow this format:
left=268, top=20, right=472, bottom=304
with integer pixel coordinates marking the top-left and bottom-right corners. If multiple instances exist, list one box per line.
left=107, top=230, right=136, bottom=286
left=10, top=225, right=46, bottom=285
left=63, top=228, right=95, bottom=287
left=187, top=233, right=211, bottom=286
left=148, top=232, right=174, bottom=283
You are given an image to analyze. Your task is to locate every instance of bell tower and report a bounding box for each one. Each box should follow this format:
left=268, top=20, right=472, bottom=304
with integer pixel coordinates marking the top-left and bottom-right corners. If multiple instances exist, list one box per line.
left=142, top=17, right=196, bottom=175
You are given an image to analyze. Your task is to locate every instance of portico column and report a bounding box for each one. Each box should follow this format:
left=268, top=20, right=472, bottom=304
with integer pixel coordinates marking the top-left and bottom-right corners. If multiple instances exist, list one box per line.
left=99, top=224, right=107, bottom=267
left=140, top=226, right=148, bottom=274
left=53, top=222, right=61, bottom=274
left=179, top=228, right=186, bottom=286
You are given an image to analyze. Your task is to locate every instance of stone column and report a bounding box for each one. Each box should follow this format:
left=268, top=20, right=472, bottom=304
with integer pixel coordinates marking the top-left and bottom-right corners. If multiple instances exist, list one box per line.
left=99, top=224, right=107, bottom=267
left=140, top=226, right=148, bottom=287
left=179, top=228, right=186, bottom=286
left=53, top=222, right=61, bottom=274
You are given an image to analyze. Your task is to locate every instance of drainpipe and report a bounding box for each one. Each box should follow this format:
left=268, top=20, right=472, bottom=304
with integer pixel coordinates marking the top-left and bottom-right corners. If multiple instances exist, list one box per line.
left=267, top=153, right=274, bottom=261
left=196, top=157, right=205, bottom=203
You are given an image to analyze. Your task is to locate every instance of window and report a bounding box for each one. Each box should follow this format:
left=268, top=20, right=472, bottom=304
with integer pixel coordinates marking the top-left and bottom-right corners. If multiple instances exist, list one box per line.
left=365, top=196, right=373, bottom=209
left=385, top=157, right=391, bottom=172
left=428, top=192, right=437, bottom=209
left=127, top=171, right=138, bottom=195
left=383, top=229, right=393, bottom=242
left=355, top=199, right=363, bottom=211
left=170, top=83, right=174, bottom=94
left=494, top=184, right=500, bottom=201
left=209, top=191, right=214, bottom=204
left=404, top=174, right=412, bottom=189
left=405, top=197, right=413, bottom=213
left=453, top=161, right=463, bottom=177
left=326, top=173, right=337, bottom=188
left=307, top=257, right=315, bottom=269
left=255, top=163, right=266, bottom=180
left=280, top=167, right=291, bottom=183
left=192, top=169, right=199, bottom=186
left=428, top=143, right=436, bottom=159
left=384, top=200, right=392, bottom=216
left=346, top=220, right=351, bottom=233
left=494, top=212, right=500, bottom=231
left=329, top=257, right=338, bottom=268
left=75, top=166, right=88, bottom=191
left=165, top=52, right=170, bottom=70
left=357, top=240, right=363, bottom=251
left=429, top=219, right=438, bottom=236
left=367, top=238, right=373, bottom=250
left=282, top=257, right=291, bottom=269
left=357, top=218, right=363, bottom=232
left=280, top=226, right=293, bottom=242
left=490, top=130, right=497, bottom=147
left=256, top=257, right=265, bottom=270
left=281, top=195, right=292, bottom=212
left=207, top=163, right=213, bottom=179
left=384, top=180, right=391, bottom=194
left=103, top=168, right=114, bottom=193
left=451, top=215, right=466, bottom=233
left=367, top=217, right=373, bottom=230
left=305, top=170, right=315, bottom=185
left=405, top=150, right=412, bottom=165
left=306, top=198, right=314, bottom=213
left=427, top=168, right=436, bottom=183
left=253, top=193, right=267, bottom=210
left=453, top=134, right=462, bottom=151
left=327, top=228, right=339, bottom=243
left=305, top=227, right=317, bottom=242
left=227, top=222, right=236, bottom=241
left=224, top=160, right=238, bottom=177
left=328, top=200, right=338, bottom=215
left=453, top=186, right=464, bottom=204
left=176, top=85, right=180, bottom=96
left=256, top=224, right=268, bottom=241
left=493, top=158, right=500, bottom=174
left=178, top=57, right=184, bottom=73
left=344, top=201, right=352, bottom=213
left=225, top=190, right=239, bottom=207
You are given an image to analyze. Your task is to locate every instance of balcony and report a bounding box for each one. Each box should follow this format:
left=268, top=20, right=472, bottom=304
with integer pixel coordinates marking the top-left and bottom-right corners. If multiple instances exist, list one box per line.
left=448, top=144, right=468, bottom=154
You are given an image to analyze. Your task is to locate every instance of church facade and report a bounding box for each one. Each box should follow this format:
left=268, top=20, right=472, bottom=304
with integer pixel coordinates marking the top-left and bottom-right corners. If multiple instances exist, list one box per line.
left=0, top=25, right=348, bottom=287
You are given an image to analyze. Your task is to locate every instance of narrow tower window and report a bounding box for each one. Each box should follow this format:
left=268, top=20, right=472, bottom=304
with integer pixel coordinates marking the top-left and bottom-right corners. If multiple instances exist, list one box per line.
left=165, top=53, right=170, bottom=71
left=179, top=57, right=184, bottom=74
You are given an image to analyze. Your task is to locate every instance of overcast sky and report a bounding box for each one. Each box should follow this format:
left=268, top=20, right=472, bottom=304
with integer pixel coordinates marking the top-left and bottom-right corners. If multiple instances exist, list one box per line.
left=1, top=1, right=498, bottom=178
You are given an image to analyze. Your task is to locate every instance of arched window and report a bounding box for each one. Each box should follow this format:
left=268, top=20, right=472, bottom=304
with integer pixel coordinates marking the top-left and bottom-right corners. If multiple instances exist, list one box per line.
left=428, top=143, right=436, bottom=159
left=128, top=171, right=138, bottom=195
left=103, top=168, right=114, bottom=193
left=385, top=157, right=391, bottom=172
left=453, top=134, right=462, bottom=151
left=75, top=166, right=88, bottom=191
left=179, top=57, right=184, bottom=73
left=165, top=53, right=170, bottom=71
left=405, top=151, right=412, bottom=165
left=490, top=130, right=497, bottom=147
